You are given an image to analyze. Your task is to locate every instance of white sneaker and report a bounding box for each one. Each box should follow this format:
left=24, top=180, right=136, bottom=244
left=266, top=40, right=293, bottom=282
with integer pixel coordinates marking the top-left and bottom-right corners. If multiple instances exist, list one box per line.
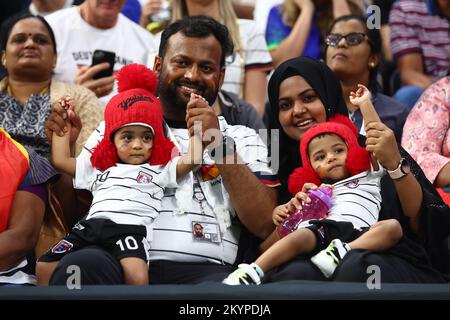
left=222, top=263, right=262, bottom=285
left=311, top=239, right=350, bottom=278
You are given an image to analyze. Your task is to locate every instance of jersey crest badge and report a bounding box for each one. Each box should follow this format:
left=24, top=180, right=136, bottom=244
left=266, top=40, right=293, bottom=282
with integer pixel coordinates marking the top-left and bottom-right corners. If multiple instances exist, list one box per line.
left=344, top=179, right=359, bottom=189
left=137, top=171, right=152, bottom=184
left=51, top=240, right=73, bottom=254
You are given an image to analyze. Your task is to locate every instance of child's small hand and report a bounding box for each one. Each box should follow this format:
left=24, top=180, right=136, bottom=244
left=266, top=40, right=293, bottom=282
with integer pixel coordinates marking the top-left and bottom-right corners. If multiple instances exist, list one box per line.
left=58, top=96, right=76, bottom=124
left=58, top=96, right=74, bottom=111
left=349, top=84, right=372, bottom=106
left=186, top=93, right=210, bottom=137
left=187, top=93, right=209, bottom=110
left=272, top=204, right=290, bottom=226
left=286, top=191, right=311, bottom=213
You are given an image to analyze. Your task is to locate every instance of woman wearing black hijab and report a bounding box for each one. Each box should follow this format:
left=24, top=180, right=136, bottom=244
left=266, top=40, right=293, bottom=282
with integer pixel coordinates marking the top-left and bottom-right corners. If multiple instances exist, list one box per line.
left=265, top=57, right=450, bottom=283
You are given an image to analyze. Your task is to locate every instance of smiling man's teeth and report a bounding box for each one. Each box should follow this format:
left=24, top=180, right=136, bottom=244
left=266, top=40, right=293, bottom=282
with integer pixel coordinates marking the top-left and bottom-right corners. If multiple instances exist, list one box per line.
left=181, top=86, right=198, bottom=94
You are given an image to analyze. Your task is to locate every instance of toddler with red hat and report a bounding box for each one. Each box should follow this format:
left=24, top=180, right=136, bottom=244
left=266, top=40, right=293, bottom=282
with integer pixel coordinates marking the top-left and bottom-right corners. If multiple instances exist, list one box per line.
left=223, top=85, right=404, bottom=285
left=37, top=64, right=202, bottom=286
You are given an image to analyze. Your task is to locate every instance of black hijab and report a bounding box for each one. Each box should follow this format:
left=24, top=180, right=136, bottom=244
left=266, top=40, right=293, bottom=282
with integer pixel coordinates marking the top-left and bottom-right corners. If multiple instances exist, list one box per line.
left=268, top=57, right=349, bottom=203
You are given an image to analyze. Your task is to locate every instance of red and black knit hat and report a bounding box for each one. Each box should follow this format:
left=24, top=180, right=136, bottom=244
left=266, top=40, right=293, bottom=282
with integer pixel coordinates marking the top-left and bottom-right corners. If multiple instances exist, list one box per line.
left=90, top=64, right=176, bottom=170
left=288, top=114, right=370, bottom=195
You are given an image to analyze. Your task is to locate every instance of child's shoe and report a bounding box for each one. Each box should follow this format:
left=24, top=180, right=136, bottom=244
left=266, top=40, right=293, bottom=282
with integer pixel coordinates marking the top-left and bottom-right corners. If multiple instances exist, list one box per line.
left=222, top=263, right=263, bottom=285
left=311, top=238, right=351, bottom=278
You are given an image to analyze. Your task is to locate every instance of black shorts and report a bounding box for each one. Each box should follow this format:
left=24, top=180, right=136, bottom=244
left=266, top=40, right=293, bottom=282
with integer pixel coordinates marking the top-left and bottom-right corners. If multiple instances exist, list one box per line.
left=39, top=219, right=148, bottom=263
left=305, top=219, right=367, bottom=255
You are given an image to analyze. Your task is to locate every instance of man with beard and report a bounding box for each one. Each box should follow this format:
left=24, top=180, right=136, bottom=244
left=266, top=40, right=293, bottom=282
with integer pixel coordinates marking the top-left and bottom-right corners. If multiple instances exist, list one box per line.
left=43, top=16, right=278, bottom=285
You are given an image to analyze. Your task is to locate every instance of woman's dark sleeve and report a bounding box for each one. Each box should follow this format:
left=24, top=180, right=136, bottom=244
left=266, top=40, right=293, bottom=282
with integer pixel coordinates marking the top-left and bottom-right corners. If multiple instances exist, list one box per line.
left=380, top=147, right=450, bottom=277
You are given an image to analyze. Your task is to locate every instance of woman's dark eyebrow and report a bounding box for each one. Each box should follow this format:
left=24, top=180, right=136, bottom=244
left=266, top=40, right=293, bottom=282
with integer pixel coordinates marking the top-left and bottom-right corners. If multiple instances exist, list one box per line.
left=12, top=32, right=49, bottom=38
left=298, top=88, right=315, bottom=97
left=279, top=88, right=314, bottom=101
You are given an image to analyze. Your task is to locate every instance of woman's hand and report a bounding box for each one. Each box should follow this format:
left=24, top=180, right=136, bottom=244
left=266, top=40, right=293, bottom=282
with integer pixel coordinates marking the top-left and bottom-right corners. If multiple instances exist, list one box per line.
left=365, top=121, right=402, bottom=170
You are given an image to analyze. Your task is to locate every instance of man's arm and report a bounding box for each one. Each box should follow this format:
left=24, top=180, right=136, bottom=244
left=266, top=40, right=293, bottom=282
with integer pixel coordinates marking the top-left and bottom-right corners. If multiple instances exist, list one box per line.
left=0, top=191, right=45, bottom=271
left=217, top=159, right=277, bottom=239
left=186, top=96, right=277, bottom=239
left=397, top=54, right=433, bottom=89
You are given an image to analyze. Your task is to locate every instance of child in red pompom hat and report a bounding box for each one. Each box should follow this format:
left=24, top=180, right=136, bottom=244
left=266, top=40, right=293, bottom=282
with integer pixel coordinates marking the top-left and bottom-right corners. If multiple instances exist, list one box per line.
left=38, top=64, right=203, bottom=286
left=223, top=85, right=404, bottom=285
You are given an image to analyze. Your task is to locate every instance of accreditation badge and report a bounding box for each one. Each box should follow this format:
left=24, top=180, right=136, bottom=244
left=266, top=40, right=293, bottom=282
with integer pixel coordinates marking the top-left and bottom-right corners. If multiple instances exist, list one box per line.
left=192, top=221, right=221, bottom=244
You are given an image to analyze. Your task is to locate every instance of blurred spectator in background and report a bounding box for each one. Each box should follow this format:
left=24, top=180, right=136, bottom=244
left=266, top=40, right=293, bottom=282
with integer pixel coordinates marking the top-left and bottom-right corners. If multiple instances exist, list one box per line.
left=265, top=0, right=369, bottom=67
left=402, top=76, right=450, bottom=200
left=372, top=0, right=394, bottom=62
left=325, top=14, right=409, bottom=143
left=254, top=0, right=283, bottom=34
left=0, top=0, right=78, bottom=78
left=0, top=14, right=103, bottom=239
left=122, top=0, right=142, bottom=24
left=0, top=131, right=55, bottom=286
left=167, top=0, right=272, bottom=117
left=45, top=0, right=157, bottom=106
left=389, top=0, right=450, bottom=110
left=0, top=14, right=103, bottom=157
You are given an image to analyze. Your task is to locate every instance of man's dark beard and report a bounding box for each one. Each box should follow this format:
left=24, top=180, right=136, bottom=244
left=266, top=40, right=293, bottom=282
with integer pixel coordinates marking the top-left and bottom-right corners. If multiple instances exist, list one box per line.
left=157, top=73, right=218, bottom=121
left=157, top=77, right=187, bottom=120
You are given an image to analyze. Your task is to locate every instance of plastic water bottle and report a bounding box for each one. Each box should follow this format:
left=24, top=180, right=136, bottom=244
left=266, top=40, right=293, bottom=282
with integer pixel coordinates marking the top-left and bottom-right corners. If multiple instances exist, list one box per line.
left=278, top=187, right=333, bottom=238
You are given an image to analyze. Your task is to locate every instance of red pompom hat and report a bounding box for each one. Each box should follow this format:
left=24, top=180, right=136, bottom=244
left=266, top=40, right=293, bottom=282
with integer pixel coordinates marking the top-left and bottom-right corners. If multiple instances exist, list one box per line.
left=288, top=115, right=370, bottom=195
left=90, top=64, right=176, bottom=171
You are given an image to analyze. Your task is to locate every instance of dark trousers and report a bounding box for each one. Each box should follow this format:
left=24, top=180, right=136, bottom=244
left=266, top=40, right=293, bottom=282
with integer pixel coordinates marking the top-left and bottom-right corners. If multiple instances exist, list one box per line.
left=49, top=246, right=235, bottom=285
left=50, top=247, right=447, bottom=285
left=265, top=250, right=447, bottom=284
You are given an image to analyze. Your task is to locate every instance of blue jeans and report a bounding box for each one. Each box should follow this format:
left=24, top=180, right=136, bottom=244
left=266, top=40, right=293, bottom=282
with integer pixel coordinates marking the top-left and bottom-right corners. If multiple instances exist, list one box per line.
left=393, top=86, right=423, bottom=111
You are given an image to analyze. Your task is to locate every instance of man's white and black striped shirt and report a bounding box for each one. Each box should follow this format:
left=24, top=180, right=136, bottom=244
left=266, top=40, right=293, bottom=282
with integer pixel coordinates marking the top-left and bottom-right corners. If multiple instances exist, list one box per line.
left=77, top=118, right=277, bottom=265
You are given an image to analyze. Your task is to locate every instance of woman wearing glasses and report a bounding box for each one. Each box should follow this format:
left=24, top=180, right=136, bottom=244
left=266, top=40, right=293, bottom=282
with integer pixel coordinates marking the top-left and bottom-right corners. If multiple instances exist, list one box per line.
left=265, top=0, right=369, bottom=67
left=325, top=14, right=409, bottom=143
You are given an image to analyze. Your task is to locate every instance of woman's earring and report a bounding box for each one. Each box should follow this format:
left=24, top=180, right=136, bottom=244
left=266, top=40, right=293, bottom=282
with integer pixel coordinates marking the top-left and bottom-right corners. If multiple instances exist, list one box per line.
left=369, top=62, right=376, bottom=68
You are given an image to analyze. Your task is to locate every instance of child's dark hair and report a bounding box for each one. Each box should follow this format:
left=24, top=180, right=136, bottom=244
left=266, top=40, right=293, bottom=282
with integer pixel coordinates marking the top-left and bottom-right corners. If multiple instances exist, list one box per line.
left=159, top=15, right=234, bottom=68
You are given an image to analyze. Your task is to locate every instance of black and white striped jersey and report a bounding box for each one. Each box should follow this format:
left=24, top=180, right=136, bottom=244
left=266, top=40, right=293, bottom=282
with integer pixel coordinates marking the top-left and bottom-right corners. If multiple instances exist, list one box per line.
left=328, top=164, right=385, bottom=230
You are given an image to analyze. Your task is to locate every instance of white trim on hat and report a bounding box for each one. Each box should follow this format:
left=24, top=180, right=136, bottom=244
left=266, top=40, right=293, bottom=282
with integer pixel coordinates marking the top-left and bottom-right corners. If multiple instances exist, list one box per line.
left=119, top=122, right=155, bottom=134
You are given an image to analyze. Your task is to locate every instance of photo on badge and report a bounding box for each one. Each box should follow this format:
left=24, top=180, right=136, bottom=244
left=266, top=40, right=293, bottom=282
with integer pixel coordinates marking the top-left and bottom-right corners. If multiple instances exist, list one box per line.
left=192, top=221, right=221, bottom=243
